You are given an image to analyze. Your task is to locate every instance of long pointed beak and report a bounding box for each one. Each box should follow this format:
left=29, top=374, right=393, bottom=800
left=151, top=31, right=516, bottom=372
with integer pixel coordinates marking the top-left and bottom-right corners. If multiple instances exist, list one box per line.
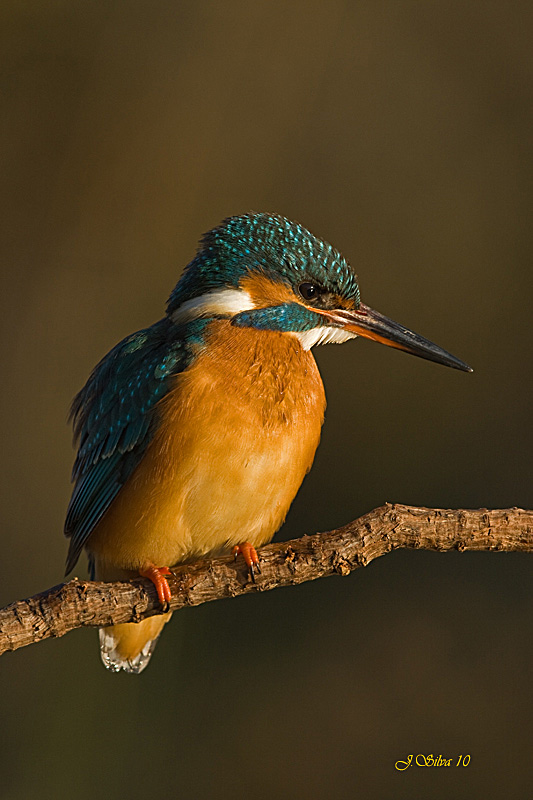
left=325, top=303, right=473, bottom=372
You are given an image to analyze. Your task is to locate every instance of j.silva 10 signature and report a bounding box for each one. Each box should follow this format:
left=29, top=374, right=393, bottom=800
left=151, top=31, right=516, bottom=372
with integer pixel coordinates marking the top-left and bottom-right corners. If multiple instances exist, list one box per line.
left=395, top=754, right=471, bottom=771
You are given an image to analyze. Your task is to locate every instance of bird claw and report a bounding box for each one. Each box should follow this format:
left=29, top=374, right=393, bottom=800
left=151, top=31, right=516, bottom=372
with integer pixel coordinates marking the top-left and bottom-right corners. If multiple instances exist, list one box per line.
left=139, top=564, right=174, bottom=609
left=233, top=543, right=261, bottom=582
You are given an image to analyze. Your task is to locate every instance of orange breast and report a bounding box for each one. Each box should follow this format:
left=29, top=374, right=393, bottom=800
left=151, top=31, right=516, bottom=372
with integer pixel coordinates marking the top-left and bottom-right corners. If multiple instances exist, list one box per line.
left=88, top=320, right=326, bottom=575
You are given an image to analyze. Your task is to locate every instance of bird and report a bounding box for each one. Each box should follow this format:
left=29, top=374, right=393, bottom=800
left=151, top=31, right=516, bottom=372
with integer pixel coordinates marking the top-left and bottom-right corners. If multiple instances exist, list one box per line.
left=64, top=212, right=471, bottom=673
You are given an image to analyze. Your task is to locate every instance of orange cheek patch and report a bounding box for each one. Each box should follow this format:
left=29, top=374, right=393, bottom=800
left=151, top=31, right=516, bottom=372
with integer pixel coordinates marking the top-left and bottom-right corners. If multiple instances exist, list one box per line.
left=240, top=273, right=357, bottom=313
left=240, top=273, right=300, bottom=308
left=328, top=294, right=356, bottom=310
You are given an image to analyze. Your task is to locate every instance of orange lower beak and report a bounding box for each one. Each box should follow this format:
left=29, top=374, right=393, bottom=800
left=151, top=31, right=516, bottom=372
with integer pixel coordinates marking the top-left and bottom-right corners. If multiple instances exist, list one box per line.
left=321, top=303, right=472, bottom=372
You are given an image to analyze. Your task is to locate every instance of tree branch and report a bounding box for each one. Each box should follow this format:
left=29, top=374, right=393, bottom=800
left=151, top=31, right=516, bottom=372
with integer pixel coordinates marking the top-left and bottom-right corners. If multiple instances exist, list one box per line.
left=1, top=504, right=532, bottom=656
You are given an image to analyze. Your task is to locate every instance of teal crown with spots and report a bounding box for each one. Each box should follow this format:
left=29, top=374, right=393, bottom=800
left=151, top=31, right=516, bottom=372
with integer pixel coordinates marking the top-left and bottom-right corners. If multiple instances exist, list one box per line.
left=167, top=213, right=361, bottom=314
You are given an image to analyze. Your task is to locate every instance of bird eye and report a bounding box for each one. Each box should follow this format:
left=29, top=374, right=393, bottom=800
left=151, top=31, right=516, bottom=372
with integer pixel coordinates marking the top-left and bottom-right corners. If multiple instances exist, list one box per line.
left=298, top=282, right=323, bottom=302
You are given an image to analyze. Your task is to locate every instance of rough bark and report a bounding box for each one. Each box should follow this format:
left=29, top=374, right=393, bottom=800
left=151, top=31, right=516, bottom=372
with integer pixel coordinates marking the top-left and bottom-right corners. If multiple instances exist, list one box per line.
left=1, top=504, right=532, bottom=656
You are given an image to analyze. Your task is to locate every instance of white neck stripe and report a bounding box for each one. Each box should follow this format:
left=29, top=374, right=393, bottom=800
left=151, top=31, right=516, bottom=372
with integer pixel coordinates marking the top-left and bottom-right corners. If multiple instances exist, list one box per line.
left=171, top=288, right=255, bottom=325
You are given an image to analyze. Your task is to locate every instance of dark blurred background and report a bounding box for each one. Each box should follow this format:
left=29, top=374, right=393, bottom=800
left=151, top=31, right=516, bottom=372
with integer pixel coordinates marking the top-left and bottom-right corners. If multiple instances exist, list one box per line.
left=1, top=1, right=532, bottom=798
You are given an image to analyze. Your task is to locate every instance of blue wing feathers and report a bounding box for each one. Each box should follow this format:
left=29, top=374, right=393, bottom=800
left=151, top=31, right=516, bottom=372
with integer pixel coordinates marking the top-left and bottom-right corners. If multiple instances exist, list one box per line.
left=64, top=318, right=191, bottom=574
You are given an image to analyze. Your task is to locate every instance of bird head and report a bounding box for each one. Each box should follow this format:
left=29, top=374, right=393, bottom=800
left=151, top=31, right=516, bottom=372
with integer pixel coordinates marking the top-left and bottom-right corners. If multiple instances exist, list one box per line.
left=167, top=213, right=471, bottom=372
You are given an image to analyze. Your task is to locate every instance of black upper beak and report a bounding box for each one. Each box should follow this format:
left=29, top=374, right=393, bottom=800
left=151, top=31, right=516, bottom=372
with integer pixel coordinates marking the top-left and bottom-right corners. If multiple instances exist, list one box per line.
left=326, top=303, right=473, bottom=373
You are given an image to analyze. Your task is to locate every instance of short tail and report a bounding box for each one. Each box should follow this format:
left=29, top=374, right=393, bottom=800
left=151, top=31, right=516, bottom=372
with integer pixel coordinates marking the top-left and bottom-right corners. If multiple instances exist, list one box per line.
left=99, top=613, right=172, bottom=674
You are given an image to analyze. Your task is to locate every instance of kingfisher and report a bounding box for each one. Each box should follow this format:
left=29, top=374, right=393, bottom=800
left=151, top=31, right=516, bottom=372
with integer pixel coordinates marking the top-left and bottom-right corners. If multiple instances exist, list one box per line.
left=64, top=213, right=471, bottom=673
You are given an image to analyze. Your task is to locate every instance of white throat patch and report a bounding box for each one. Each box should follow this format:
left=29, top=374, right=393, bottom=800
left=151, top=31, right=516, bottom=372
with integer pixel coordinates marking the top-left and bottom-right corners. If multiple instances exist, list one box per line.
left=294, top=326, right=357, bottom=350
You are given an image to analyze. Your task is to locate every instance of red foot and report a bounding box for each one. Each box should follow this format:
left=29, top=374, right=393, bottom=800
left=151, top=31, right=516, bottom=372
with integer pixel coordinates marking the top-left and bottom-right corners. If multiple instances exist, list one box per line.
left=139, top=564, right=173, bottom=611
left=233, top=542, right=261, bottom=582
